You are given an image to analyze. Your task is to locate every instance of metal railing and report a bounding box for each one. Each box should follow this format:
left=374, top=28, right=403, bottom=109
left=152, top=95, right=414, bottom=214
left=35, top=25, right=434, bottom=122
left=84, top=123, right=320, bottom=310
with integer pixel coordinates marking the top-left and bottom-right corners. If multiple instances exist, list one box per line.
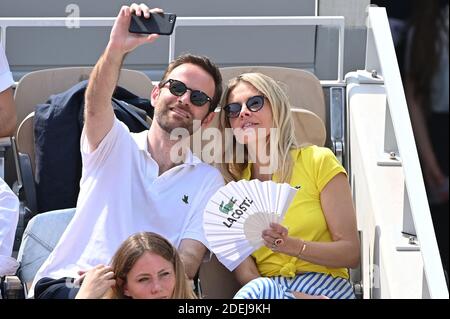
left=365, top=7, right=448, bottom=298
left=0, top=16, right=345, bottom=82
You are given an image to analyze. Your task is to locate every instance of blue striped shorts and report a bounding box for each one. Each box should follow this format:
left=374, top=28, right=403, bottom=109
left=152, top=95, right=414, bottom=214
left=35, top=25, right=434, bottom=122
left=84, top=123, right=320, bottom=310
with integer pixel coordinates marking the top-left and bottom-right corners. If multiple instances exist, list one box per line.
left=234, top=272, right=355, bottom=299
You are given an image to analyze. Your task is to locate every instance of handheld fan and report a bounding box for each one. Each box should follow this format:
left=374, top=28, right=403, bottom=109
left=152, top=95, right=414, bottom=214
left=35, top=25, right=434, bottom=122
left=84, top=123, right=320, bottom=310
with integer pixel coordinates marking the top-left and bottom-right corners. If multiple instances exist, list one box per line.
left=203, top=179, right=298, bottom=271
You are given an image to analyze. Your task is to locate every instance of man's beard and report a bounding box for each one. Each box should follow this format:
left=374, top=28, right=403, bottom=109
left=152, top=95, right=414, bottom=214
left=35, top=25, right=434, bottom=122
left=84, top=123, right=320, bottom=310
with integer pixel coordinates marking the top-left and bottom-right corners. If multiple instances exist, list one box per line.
left=154, top=103, right=195, bottom=135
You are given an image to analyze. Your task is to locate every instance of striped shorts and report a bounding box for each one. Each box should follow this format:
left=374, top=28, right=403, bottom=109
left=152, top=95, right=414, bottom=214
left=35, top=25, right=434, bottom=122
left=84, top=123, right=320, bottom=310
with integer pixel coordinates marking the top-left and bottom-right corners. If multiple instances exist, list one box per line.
left=234, top=272, right=355, bottom=299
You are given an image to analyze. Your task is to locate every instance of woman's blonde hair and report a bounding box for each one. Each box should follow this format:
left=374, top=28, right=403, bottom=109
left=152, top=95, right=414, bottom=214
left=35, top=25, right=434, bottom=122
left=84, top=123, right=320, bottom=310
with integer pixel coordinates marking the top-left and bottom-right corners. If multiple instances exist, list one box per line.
left=217, top=73, right=297, bottom=182
left=107, top=232, right=197, bottom=299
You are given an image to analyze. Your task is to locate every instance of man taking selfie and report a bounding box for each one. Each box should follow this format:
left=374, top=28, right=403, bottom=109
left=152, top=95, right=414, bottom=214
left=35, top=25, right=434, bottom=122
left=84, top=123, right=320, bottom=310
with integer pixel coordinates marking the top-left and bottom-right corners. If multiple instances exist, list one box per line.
left=30, top=3, right=224, bottom=299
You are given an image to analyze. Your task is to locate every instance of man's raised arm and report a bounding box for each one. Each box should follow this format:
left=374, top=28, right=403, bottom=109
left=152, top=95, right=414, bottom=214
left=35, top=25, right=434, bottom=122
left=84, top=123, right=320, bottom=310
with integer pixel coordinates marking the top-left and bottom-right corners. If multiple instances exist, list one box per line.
left=84, top=4, right=161, bottom=151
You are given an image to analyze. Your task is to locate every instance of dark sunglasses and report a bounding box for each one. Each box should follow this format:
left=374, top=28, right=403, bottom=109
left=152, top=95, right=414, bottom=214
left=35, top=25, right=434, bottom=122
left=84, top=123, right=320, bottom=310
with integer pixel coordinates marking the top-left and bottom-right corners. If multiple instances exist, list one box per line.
left=223, top=95, right=265, bottom=118
left=162, top=79, right=212, bottom=107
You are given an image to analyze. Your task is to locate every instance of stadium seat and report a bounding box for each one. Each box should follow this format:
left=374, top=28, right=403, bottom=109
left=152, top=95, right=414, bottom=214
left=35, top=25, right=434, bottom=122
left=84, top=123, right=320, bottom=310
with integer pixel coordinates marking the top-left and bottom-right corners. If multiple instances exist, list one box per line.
left=220, top=66, right=326, bottom=123
left=13, top=67, right=153, bottom=136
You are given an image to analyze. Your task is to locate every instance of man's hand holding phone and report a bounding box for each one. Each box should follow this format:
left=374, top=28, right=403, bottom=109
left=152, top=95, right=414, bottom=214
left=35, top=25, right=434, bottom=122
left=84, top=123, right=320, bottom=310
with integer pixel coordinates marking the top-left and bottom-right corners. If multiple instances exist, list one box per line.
left=108, top=3, right=162, bottom=56
left=85, top=3, right=164, bottom=152
left=129, top=11, right=176, bottom=35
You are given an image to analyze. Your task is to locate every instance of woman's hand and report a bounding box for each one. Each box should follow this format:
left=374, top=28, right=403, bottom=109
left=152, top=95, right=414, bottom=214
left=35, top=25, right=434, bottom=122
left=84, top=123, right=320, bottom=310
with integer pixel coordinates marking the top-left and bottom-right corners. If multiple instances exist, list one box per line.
left=262, top=222, right=303, bottom=257
left=262, top=222, right=288, bottom=249
left=75, top=265, right=116, bottom=299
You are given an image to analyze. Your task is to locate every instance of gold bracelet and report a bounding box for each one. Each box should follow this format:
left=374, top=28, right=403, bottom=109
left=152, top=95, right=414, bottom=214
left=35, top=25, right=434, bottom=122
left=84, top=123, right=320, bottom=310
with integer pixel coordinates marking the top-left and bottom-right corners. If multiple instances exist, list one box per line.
left=297, top=240, right=307, bottom=258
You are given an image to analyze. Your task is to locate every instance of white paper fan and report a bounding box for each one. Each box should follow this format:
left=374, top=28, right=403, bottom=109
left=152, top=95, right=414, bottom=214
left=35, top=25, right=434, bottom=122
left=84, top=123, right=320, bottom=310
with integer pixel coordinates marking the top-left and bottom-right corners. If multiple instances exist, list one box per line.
left=203, top=179, right=298, bottom=271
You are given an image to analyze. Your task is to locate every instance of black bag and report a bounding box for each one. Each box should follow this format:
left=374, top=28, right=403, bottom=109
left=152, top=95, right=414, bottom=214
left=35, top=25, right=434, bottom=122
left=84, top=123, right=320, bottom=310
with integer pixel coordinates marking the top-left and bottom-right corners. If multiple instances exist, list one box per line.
left=34, top=80, right=152, bottom=213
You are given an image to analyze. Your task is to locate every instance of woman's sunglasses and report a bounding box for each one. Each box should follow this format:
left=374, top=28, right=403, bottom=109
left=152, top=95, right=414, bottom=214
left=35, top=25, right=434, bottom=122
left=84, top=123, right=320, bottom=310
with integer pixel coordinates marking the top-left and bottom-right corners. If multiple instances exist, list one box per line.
left=161, top=79, right=212, bottom=107
left=223, top=95, right=265, bottom=118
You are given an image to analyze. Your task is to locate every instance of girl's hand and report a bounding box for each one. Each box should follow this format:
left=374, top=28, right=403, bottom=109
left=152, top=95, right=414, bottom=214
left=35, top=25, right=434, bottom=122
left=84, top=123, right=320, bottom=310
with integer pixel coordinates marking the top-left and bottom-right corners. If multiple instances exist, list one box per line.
left=75, top=265, right=116, bottom=299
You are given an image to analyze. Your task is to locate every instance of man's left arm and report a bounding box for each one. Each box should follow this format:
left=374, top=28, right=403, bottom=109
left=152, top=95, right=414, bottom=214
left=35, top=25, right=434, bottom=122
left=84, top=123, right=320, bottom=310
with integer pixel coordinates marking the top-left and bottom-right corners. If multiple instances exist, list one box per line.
left=178, top=169, right=225, bottom=279
left=178, top=239, right=207, bottom=280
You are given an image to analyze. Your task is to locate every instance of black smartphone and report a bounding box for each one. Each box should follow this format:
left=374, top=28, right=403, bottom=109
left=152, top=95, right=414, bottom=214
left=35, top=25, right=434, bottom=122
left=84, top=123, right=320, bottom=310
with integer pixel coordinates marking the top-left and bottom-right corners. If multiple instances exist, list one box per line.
left=129, top=12, right=177, bottom=35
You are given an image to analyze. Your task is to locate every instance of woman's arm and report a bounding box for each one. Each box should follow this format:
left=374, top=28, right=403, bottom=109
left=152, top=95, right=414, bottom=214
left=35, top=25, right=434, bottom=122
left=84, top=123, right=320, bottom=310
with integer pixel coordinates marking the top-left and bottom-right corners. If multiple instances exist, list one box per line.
left=308, top=172, right=360, bottom=268
left=233, top=256, right=260, bottom=286
left=263, top=173, right=360, bottom=269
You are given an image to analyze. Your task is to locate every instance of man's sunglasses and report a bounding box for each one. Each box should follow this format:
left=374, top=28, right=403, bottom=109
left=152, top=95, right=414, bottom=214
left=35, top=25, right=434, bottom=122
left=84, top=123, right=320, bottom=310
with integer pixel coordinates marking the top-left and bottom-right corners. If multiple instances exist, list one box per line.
left=223, top=95, right=265, bottom=118
left=161, top=79, right=212, bottom=107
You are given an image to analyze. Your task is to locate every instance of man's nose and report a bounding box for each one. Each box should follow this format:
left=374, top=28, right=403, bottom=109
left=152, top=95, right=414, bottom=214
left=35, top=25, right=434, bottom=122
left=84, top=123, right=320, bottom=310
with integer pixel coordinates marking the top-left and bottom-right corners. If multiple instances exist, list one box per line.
left=177, top=89, right=191, bottom=105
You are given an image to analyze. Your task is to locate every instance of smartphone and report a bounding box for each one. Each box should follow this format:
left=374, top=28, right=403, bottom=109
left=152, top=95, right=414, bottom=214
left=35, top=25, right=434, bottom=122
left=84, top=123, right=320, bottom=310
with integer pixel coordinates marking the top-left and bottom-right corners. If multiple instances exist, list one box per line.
left=129, top=12, right=177, bottom=35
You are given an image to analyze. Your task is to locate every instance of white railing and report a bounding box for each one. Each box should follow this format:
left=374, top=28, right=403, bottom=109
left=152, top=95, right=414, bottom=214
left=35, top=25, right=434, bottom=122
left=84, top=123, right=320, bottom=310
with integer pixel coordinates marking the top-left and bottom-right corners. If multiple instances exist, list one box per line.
left=365, top=7, right=448, bottom=298
left=0, top=16, right=345, bottom=82
left=0, top=17, right=115, bottom=47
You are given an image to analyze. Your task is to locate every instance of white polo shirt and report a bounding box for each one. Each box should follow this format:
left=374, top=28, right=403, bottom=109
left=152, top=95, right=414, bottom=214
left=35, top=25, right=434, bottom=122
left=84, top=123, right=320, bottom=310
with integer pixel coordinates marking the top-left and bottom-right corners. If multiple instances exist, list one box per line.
left=30, top=118, right=224, bottom=295
left=0, top=47, right=14, bottom=92
left=0, top=177, right=20, bottom=276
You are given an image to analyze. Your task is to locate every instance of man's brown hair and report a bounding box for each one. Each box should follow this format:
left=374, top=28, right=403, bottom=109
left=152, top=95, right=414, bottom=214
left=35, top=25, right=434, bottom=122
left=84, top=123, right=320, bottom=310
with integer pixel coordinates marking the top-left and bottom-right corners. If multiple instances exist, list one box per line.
left=160, top=54, right=222, bottom=113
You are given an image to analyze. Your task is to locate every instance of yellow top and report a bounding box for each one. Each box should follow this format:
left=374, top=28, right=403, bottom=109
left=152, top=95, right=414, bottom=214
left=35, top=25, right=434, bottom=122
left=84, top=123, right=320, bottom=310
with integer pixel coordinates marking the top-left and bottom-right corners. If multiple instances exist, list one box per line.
left=242, top=146, right=349, bottom=279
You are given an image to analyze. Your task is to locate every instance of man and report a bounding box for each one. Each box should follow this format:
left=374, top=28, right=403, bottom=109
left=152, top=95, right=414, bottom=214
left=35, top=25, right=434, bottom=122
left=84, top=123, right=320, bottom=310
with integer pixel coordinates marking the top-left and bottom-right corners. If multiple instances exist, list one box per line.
left=31, top=4, right=224, bottom=298
left=0, top=46, right=16, bottom=137
left=0, top=46, right=19, bottom=278
left=0, top=177, right=19, bottom=277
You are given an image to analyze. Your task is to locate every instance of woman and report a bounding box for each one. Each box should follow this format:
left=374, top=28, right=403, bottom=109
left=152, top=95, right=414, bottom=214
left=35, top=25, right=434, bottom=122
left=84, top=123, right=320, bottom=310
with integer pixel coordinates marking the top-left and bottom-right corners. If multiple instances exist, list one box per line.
left=404, top=0, right=448, bottom=273
left=75, top=232, right=197, bottom=299
left=217, top=73, right=360, bottom=299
